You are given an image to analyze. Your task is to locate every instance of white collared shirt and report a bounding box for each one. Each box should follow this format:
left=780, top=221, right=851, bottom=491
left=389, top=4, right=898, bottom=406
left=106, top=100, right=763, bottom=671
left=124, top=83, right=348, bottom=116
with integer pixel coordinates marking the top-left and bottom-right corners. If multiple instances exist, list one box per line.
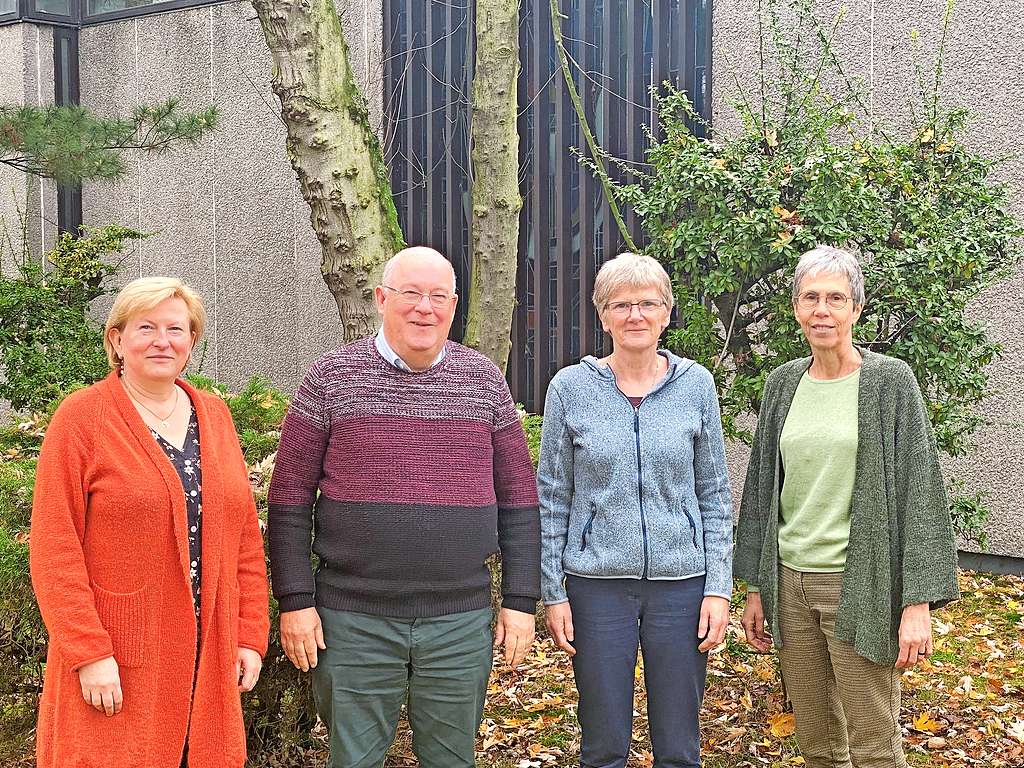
left=374, top=328, right=446, bottom=372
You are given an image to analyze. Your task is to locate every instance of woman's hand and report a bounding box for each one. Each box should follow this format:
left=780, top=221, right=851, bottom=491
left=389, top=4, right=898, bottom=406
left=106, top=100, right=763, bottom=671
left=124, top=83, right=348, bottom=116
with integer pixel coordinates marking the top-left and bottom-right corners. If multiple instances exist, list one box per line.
left=741, top=591, right=773, bottom=652
left=236, top=647, right=263, bottom=691
left=78, top=656, right=122, bottom=716
left=895, top=603, right=933, bottom=669
left=698, top=595, right=730, bottom=652
left=544, top=602, right=576, bottom=656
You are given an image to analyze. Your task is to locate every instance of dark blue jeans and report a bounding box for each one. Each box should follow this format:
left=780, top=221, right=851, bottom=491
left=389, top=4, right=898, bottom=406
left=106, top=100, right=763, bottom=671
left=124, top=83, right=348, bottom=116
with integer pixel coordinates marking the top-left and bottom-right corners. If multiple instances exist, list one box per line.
left=567, top=575, right=708, bottom=768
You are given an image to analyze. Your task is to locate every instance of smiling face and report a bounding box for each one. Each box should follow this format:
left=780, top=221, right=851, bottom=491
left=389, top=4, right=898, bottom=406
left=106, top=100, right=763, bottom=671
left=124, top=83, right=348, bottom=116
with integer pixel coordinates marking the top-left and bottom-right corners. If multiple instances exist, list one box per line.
left=375, top=249, right=458, bottom=369
left=107, top=297, right=195, bottom=386
left=793, top=271, right=862, bottom=355
left=599, top=285, right=671, bottom=354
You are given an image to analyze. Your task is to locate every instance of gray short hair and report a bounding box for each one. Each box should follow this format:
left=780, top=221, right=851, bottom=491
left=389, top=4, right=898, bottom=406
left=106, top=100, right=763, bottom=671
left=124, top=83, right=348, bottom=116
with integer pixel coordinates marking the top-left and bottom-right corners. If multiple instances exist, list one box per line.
left=381, top=247, right=457, bottom=293
left=592, top=252, right=674, bottom=311
left=792, top=245, right=865, bottom=306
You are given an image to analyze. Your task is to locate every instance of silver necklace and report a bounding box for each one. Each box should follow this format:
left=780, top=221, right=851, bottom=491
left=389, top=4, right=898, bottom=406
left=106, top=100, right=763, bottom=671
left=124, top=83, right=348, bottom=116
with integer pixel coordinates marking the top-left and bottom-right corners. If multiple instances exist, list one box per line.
left=124, top=378, right=180, bottom=429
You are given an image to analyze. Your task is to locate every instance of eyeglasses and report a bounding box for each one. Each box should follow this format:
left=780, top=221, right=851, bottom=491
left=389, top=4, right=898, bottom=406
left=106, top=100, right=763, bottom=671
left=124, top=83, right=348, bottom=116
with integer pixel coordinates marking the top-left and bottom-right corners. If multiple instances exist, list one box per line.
left=796, top=291, right=852, bottom=310
left=381, top=285, right=455, bottom=308
left=605, top=299, right=666, bottom=317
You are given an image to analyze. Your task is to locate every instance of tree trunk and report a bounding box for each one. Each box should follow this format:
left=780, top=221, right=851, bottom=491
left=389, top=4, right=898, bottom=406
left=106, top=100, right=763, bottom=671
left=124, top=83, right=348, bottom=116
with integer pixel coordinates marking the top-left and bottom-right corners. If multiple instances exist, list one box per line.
left=463, top=0, right=523, bottom=373
left=252, top=0, right=404, bottom=341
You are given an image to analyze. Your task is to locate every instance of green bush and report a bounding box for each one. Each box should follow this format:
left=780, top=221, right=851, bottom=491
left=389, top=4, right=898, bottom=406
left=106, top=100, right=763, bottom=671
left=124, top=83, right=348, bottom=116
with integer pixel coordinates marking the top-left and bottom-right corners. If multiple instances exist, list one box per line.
left=0, top=225, right=145, bottom=413
left=608, top=2, right=1020, bottom=546
left=187, top=374, right=289, bottom=464
left=0, top=459, right=43, bottom=765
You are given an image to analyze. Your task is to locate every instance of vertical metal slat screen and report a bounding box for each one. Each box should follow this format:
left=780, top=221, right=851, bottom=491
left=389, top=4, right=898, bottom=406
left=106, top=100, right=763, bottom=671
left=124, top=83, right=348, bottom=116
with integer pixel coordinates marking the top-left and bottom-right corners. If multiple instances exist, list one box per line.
left=384, top=0, right=711, bottom=411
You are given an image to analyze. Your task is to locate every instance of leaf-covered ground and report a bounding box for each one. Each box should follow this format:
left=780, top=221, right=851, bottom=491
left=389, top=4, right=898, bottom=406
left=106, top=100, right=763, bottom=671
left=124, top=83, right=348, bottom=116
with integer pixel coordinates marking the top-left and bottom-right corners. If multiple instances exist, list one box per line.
left=380, top=570, right=1023, bottom=768
left=5, top=571, right=1021, bottom=767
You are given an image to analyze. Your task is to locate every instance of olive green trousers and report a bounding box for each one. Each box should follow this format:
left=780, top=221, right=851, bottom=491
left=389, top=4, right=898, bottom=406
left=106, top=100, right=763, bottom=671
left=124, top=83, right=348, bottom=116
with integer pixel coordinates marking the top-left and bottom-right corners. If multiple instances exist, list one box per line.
left=311, top=606, right=492, bottom=768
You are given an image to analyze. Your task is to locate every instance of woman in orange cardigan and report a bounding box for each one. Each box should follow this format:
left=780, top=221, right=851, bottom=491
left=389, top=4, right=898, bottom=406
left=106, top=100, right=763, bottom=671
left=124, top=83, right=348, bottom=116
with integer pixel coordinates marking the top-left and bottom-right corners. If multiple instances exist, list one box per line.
left=30, top=277, right=270, bottom=768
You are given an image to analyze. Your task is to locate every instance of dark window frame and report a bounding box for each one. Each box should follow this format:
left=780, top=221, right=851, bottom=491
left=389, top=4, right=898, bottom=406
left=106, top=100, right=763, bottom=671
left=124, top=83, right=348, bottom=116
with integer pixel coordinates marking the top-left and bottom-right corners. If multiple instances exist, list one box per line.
left=0, top=0, right=230, bottom=26
left=54, top=24, right=82, bottom=236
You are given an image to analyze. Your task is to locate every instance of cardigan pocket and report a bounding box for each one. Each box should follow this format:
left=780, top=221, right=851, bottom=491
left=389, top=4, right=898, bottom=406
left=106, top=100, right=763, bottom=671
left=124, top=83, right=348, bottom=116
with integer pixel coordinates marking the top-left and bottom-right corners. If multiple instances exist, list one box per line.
left=92, top=582, right=147, bottom=669
left=226, top=581, right=240, bottom=652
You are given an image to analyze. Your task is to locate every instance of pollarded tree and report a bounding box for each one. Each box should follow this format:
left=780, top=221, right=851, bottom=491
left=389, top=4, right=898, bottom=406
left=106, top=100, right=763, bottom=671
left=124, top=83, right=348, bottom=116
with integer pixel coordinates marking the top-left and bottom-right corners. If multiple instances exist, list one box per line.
left=251, top=0, right=405, bottom=342
left=463, top=0, right=523, bottom=372
left=252, top=0, right=524, bottom=367
left=611, top=1, right=1021, bottom=545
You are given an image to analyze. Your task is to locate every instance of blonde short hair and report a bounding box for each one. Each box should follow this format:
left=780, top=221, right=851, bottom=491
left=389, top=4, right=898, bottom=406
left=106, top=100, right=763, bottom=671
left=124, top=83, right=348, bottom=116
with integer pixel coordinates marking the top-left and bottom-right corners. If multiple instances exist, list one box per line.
left=103, top=277, right=207, bottom=368
left=592, top=252, right=674, bottom=312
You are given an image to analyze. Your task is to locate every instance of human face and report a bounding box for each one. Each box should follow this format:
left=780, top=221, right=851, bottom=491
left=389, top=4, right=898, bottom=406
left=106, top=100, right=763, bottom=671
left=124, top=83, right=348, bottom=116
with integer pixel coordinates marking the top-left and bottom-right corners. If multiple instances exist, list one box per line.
left=108, top=297, right=195, bottom=385
left=600, top=286, right=670, bottom=354
left=793, top=272, right=862, bottom=355
left=374, top=254, right=458, bottom=369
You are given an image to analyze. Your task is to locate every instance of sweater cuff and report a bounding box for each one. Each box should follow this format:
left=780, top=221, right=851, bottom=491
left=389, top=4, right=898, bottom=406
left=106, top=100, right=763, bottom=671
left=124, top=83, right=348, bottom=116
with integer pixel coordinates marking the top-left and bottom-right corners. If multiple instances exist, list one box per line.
left=277, top=593, right=315, bottom=613
left=501, top=595, right=538, bottom=614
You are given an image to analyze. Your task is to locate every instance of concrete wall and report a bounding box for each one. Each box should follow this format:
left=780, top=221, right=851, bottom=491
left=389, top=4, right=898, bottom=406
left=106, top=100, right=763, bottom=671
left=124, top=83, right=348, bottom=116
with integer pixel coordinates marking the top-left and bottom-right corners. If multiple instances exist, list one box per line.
left=77, top=0, right=384, bottom=387
left=712, top=0, right=1024, bottom=558
left=0, top=21, right=57, bottom=272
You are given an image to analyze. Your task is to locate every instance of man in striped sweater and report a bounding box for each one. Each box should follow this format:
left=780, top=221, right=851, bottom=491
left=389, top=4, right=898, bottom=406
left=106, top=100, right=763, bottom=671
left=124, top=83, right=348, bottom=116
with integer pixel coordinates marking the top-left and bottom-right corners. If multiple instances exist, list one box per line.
left=268, top=247, right=541, bottom=768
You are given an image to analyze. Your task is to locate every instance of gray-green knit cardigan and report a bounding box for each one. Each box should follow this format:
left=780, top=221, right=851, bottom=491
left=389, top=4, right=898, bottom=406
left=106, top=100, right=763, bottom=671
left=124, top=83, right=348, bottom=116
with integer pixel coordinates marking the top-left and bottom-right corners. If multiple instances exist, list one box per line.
left=733, top=349, right=960, bottom=665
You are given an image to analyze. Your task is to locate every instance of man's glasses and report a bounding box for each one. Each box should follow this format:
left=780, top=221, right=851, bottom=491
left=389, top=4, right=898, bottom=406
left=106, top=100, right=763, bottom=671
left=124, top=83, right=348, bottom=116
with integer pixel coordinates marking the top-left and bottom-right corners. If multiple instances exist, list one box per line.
left=381, top=285, right=454, bottom=308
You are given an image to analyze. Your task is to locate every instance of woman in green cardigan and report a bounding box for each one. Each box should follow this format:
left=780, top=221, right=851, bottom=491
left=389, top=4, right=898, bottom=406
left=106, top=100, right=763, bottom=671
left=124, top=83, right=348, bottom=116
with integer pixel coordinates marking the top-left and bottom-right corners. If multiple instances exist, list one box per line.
left=734, top=245, right=959, bottom=768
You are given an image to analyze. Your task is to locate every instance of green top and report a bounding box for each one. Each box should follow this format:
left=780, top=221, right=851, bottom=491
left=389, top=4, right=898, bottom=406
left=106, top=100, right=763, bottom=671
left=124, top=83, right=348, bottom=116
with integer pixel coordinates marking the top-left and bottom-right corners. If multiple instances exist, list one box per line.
left=734, top=350, right=960, bottom=665
left=779, top=369, right=859, bottom=572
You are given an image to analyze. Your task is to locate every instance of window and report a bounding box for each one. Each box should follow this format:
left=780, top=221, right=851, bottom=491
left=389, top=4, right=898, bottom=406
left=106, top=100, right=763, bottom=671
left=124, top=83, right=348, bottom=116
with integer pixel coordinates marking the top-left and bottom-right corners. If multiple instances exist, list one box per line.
left=0, top=0, right=19, bottom=17
left=34, top=0, right=71, bottom=14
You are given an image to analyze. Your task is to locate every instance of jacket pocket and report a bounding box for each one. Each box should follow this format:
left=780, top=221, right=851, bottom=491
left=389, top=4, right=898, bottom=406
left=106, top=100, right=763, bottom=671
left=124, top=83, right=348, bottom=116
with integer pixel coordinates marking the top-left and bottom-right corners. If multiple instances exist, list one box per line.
left=91, top=582, right=147, bottom=668
left=579, top=505, right=597, bottom=552
left=682, top=505, right=699, bottom=550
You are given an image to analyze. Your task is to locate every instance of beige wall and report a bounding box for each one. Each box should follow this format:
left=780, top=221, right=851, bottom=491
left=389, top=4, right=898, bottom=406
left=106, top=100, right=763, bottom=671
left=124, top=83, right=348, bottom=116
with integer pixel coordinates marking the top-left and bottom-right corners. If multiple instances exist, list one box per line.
left=713, top=0, right=1024, bottom=558
left=75, top=0, right=385, bottom=387
left=0, top=21, right=57, bottom=272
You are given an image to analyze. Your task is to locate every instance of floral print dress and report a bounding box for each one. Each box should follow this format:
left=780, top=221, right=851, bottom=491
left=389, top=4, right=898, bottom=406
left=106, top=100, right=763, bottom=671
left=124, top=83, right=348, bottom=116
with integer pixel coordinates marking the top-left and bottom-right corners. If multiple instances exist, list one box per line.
left=150, top=405, right=203, bottom=638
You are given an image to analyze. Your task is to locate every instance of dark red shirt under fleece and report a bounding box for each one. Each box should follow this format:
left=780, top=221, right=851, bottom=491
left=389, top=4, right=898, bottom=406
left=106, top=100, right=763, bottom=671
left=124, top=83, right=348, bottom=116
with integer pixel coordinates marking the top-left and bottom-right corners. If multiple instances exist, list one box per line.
left=267, top=337, right=541, bottom=617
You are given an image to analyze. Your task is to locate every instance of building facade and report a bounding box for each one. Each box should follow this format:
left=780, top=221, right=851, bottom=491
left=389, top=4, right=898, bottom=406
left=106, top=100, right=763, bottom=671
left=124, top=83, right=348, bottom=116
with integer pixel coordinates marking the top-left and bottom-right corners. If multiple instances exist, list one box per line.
left=1, top=0, right=1021, bottom=559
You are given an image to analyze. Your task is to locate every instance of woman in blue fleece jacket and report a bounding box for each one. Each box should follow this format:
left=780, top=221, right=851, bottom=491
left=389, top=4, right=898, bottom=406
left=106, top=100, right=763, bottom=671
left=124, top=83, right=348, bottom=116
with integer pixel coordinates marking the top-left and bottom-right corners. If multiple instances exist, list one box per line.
left=538, top=252, right=734, bottom=768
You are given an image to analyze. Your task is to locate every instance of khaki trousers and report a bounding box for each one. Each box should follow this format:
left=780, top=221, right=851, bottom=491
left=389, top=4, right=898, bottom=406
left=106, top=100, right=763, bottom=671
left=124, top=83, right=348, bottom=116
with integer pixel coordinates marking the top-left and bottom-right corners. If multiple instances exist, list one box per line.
left=777, top=566, right=907, bottom=768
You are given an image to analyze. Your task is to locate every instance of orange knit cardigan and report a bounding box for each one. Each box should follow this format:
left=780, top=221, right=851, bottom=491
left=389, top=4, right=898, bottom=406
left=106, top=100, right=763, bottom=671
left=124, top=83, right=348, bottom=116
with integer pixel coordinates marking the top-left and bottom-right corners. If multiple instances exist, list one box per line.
left=30, top=371, right=270, bottom=768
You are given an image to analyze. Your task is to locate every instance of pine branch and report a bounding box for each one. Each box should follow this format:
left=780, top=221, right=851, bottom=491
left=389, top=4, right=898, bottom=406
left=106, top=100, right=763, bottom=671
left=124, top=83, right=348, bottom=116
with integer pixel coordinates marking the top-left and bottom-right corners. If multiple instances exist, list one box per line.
left=0, top=99, right=218, bottom=185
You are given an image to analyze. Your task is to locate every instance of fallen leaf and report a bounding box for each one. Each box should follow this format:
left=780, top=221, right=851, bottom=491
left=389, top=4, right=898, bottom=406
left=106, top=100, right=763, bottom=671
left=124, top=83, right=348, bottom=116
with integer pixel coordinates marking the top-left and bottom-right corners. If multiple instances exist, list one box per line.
left=768, top=712, right=796, bottom=738
left=912, top=712, right=945, bottom=734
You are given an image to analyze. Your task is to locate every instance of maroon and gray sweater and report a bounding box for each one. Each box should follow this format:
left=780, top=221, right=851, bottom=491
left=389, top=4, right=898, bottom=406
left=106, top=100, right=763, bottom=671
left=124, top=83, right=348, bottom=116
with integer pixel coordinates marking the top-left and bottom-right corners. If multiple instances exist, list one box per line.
left=267, top=337, right=541, bottom=618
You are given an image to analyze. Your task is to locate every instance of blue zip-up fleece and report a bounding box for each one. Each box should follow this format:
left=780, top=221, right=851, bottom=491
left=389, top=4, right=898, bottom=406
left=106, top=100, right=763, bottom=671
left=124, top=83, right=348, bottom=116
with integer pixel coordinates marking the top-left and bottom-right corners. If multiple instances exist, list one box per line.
left=538, top=351, right=734, bottom=604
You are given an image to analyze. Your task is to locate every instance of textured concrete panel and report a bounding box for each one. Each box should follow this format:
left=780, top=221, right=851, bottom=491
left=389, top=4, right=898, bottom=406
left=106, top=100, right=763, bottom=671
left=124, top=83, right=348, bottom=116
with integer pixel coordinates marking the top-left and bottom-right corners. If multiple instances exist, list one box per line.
left=713, top=0, right=1024, bottom=558
left=78, top=0, right=384, bottom=390
left=0, top=23, right=29, bottom=273
left=0, top=22, right=57, bottom=271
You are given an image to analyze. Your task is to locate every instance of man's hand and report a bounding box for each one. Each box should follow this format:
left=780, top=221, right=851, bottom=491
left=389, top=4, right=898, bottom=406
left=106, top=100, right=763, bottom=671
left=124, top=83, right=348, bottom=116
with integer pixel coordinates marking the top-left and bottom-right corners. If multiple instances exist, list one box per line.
left=236, top=647, right=263, bottom=691
left=78, top=656, right=122, bottom=716
left=494, top=607, right=535, bottom=667
left=741, top=591, right=772, bottom=652
left=544, top=602, right=576, bottom=656
left=697, top=595, right=730, bottom=652
left=895, top=603, right=932, bottom=669
left=280, top=607, right=326, bottom=672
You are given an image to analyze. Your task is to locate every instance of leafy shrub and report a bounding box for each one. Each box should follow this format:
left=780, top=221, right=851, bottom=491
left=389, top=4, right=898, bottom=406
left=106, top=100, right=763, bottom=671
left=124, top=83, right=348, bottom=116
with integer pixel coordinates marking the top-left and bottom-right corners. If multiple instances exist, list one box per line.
left=0, top=225, right=145, bottom=412
left=0, top=459, right=43, bottom=764
left=608, top=2, right=1021, bottom=546
left=520, top=409, right=543, bottom=467
left=187, top=374, right=289, bottom=463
